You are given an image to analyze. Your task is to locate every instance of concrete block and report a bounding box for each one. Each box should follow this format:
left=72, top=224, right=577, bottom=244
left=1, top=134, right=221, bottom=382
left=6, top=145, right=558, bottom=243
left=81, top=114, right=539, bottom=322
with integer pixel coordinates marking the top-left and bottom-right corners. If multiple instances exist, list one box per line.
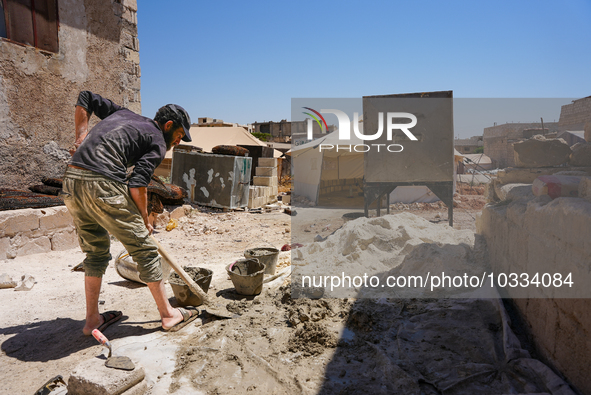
left=570, top=142, right=591, bottom=167
left=253, top=176, right=274, bottom=186
left=513, top=136, right=571, bottom=168
left=68, top=357, right=145, bottom=395
left=282, top=195, right=291, bottom=205
left=258, top=158, right=277, bottom=167
left=51, top=229, right=79, bottom=251
left=39, top=207, right=73, bottom=232
left=0, top=209, right=41, bottom=238
left=256, top=167, right=277, bottom=177
left=579, top=177, right=591, bottom=202
left=272, top=186, right=278, bottom=195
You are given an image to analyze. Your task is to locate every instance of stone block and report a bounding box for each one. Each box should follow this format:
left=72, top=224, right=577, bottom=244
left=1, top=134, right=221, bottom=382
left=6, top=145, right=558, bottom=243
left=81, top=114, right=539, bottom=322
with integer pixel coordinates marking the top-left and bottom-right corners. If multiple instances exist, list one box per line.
left=497, top=167, right=578, bottom=184
left=253, top=176, right=274, bottom=187
left=154, top=211, right=170, bottom=229
left=256, top=167, right=277, bottom=177
left=13, top=235, right=52, bottom=257
left=0, top=209, right=41, bottom=238
left=51, top=229, right=79, bottom=251
left=170, top=207, right=186, bottom=219
left=122, top=379, right=147, bottom=395
left=570, top=142, right=591, bottom=167
left=122, top=8, right=137, bottom=24
left=120, top=30, right=138, bottom=51
left=496, top=183, right=533, bottom=201
left=39, top=207, right=73, bottom=232
left=122, top=0, right=137, bottom=11
left=68, top=357, right=145, bottom=395
left=125, top=49, right=140, bottom=64
left=283, top=195, right=291, bottom=205
left=579, top=177, right=591, bottom=202
left=513, top=136, right=571, bottom=168
left=0, top=273, right=17, bottom=288
left=0, top=238, right=10, bottom=260
left=272, top=186, right=278, bottom=195
left=258, top=158, right=277, bottom=167
left=532, top=175, right=581, bottom=199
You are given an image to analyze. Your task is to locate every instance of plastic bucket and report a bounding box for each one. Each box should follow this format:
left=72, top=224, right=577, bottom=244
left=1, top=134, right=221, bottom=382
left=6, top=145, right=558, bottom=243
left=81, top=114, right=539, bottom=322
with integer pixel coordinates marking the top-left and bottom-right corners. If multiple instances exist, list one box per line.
left=115, top=250, right=172, bottom=285
left=243, top=247, right=279, bottom=275
left=169, top=267, right=213, bottom=307
left=226, top=258, right=265, bottom=295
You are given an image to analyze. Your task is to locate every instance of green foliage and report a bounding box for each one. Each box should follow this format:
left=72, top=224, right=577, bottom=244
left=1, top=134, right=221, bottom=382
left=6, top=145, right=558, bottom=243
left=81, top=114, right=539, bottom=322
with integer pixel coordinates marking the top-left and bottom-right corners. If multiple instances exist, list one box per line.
left=252, top=132, right=271, bottom=142
left=474, top=146, right=484, bottom=154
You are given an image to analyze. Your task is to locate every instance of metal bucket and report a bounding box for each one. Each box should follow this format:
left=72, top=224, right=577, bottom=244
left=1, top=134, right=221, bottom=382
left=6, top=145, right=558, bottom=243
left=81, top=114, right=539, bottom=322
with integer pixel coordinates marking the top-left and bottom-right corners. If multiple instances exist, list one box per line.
left=226, top=258, right=265, bottom=295
left=244, top=247, right=279, bottom=275
left=115, top=250, right=171, bottom=285
left=169, top=267, right=213, bottom=307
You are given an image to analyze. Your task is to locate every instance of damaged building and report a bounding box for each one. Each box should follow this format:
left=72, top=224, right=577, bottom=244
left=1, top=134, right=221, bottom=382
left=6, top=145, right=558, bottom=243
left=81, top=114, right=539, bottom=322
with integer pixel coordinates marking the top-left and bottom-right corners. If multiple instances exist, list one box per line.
left=0, top=0, right=141, bottom=189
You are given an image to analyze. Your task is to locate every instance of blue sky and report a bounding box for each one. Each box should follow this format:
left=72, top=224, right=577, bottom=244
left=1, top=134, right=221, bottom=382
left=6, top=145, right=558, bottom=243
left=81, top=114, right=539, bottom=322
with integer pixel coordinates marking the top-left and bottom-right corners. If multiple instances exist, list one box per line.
left=137, top=0, right=591, bottom=138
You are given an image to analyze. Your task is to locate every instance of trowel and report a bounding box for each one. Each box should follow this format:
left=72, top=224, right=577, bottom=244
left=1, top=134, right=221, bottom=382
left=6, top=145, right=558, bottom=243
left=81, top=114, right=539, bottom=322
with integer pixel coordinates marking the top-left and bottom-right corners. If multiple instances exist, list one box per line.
left=92, top=329, right=135, bottom=371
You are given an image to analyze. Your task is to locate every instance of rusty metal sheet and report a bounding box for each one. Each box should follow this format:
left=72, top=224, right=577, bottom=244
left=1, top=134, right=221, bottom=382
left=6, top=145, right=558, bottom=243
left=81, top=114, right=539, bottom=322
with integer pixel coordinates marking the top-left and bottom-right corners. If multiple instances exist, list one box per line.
left=0, top=188, right=63, bottom=211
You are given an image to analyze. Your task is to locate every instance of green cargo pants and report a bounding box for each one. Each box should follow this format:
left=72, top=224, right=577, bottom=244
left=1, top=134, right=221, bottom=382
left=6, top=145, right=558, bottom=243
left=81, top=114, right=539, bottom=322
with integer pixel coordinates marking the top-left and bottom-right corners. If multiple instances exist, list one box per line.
left=62, top=167, right=163, bottom=282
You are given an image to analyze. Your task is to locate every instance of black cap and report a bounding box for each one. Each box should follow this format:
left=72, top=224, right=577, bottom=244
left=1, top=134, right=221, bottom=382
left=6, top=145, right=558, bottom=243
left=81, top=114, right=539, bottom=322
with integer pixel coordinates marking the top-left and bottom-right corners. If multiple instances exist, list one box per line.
left=166, top=104, right=192, bottom=142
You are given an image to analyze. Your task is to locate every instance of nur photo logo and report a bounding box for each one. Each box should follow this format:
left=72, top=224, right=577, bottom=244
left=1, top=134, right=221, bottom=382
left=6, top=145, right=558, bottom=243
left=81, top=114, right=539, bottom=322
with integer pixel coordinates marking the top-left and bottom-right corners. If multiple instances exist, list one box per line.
left=303, top=107, right=418, bottom=153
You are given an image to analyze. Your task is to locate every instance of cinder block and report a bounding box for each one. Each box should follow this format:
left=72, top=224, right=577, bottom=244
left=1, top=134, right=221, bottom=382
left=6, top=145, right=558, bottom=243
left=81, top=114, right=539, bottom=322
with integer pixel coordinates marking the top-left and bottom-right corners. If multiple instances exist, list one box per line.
left=248, top=187, right=256, bottom=199
left=253, top=176, right=273, bottom=186
left=272, top=186, right=278, bottom=195
left=40, top=207, right=73, bottom=231
left=0, top=209, right=41, bottom=238
left=256, top=167, right=277, bottom=177
left=283, top=195, right=291, bottom=205
left=258, top=158, right=277, bottom=167
left=68, top=357, right=145, bottom=395
left=51, top=229, right=78, bottom=251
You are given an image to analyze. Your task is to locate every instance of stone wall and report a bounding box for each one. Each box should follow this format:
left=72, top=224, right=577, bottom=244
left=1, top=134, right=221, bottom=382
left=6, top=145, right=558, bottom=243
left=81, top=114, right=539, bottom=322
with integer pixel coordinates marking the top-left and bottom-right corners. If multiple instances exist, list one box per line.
left=477, top=195, right=591, bottom=394
left=0, top=206, right=77, bottom=259
left=0, top=0, right=140, bottom=189
left=558, top=96, right=591, bottom=131
left=483, top=122, right=559, bottom=168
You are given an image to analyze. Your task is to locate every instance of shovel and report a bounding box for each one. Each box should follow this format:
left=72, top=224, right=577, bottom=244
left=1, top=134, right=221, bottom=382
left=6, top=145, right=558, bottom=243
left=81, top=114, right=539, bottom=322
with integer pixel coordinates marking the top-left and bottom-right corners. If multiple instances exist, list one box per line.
left=92, top=329, right=135, bottom=371
left=151, top=236, right=235, bottom=319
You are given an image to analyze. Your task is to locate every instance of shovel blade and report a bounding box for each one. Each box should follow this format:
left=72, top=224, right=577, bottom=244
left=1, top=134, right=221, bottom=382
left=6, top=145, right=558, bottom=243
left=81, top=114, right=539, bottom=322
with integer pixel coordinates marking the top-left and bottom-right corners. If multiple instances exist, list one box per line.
left=105, top=356, right=135, bottom=371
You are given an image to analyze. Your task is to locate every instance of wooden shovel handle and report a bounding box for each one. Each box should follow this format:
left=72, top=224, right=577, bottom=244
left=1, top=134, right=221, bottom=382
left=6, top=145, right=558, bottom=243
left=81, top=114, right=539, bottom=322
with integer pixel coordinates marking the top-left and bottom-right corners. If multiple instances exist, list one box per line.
left=151, top=236, right=210, bottom=305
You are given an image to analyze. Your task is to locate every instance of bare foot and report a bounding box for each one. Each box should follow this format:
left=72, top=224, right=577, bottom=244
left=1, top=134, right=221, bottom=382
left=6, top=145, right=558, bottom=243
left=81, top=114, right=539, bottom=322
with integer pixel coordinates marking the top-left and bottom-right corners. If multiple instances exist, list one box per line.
left=162, top=308, right=193, bottom=330
left=82, top=314, right=104, bottom=336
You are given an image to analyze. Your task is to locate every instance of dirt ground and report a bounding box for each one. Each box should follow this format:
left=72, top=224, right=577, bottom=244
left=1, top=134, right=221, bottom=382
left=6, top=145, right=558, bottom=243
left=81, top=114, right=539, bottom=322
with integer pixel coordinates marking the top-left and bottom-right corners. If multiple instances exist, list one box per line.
left=3, top=188, right=569, bottom=394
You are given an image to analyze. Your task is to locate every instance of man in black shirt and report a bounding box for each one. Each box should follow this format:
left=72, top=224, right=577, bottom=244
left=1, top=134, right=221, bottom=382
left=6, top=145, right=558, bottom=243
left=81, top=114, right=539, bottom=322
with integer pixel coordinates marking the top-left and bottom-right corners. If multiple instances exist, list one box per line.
left=64, top=91, right=198, bottom=334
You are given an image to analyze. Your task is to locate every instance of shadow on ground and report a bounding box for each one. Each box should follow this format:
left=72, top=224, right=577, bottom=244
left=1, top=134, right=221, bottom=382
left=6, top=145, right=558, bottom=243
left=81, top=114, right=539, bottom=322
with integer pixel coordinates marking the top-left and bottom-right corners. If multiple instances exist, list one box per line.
left=0, top=316, right=159, bottom=362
